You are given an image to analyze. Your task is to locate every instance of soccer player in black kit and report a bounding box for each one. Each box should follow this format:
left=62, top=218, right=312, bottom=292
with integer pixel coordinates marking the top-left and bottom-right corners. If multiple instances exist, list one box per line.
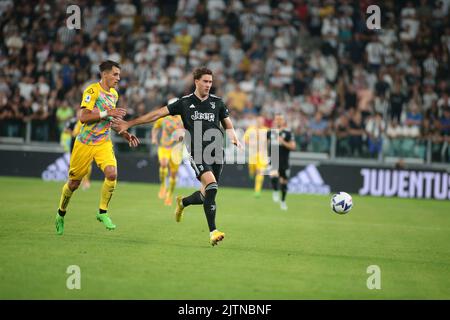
left=113, top=67, right=242, bottom=246
left=268, top=114, right=296, bottom=211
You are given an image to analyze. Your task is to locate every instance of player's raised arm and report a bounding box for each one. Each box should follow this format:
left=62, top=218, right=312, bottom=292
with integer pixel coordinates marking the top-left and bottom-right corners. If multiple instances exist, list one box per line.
left=221, top=117, right=242, bottom=149
left=112, top=106, right=170, bottom=134
left=79, top=107, right=127, bottom=124
left=151, top=118, right=162, bottom=145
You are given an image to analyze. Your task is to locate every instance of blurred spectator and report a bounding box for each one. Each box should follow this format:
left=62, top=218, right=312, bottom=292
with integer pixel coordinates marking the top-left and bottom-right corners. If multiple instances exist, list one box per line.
left=56, top=101, right=74, bottom=136
left=308, top=111, right=330, bottom=153
left=440, top=107, right=450, bottom=137
left=226, top=82, right=247, bottom=113
left=422, top=84, right=438, bottom=111
left=386, top=119, right=403, bottom=156
left=348, top=110, right=365, bottom=157
left=405, top=102, right=424, bottom=129
left=335, top=113, right=351, bottom=156
left=365, top=113, right=385, bottom=158
left=365, top=35, right=384, bottom=73
left=439, top=107, right=450, bottom=161
left=389, top=83, right=407, bottom=122
left=116, top=0, right=137, bottom=33
left=437, top=92, right=450, bottom=109
left=0, top=0, right=447, bottom=164
left=175, top=28, right=193, bottom=56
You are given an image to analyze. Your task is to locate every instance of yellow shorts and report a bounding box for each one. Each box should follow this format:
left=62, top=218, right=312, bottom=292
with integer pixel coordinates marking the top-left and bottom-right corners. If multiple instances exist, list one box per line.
left=249, top=153, right=269, bottom=171
left=69, top=139, right=117, bottom=180
left=158, top=145, right=183, bottom=172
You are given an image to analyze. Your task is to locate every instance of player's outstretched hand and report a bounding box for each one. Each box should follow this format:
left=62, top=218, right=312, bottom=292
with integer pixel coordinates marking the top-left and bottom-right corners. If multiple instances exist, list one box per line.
left=108, top=108, right=127, bottom=119
left=111, top=118, right=130, bottom=134
left=231, top=138, right=243, bottom=150
left=121, top=131, right=140, bottom=148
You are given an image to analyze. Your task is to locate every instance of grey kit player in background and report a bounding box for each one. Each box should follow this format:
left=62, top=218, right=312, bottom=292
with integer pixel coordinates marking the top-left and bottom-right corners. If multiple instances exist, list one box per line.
left=268, top=114, right=296, bottom=210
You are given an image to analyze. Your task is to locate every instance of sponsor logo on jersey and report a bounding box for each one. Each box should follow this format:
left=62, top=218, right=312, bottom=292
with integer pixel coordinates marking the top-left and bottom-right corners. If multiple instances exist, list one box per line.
left=191, top=111, right=215, bottom=122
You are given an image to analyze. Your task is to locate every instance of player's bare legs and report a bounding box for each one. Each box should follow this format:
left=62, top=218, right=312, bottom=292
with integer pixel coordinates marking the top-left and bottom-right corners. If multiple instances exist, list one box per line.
left=96, top=165, right=117, bottom=230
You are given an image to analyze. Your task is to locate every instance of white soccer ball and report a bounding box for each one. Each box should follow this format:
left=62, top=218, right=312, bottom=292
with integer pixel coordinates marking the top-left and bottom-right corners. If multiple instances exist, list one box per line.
left=331, top=192, right=353, bottom=214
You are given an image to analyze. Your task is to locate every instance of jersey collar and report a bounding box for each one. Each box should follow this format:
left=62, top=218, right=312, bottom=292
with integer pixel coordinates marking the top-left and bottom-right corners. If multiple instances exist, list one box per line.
left=193, top=92, right=209, bottom=103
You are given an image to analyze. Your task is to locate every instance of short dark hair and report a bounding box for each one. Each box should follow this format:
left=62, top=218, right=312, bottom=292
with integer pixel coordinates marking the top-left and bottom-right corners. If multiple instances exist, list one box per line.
left=99, top=60, right=121, bottom=73
left=193, top=67, right=213, bottom=80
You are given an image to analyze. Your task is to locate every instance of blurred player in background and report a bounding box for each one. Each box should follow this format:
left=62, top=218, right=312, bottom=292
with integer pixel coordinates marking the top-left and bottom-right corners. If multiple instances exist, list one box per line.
left=244, top=115, right=269, bottom=197
left=151, top=99, right=184, bottom=206
left=55, top=60, right=140, bottom=235
left=268, top=114, right=296, bottom=210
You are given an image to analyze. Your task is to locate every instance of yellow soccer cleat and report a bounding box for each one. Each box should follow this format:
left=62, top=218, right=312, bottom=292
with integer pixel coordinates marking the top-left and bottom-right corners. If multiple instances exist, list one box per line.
left=210, top=230, right=225, bottom=246
left=158, top=187, right=166, bottom=200
left=174, top=196, right=184, bottom=222
left=164, top=194, right=173, bottom=206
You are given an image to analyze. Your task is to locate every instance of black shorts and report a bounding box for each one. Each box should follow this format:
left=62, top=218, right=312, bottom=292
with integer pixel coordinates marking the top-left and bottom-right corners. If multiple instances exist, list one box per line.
left=189, top=156, right=223, bottom=182
left=278, top=165, right=290, bottom=179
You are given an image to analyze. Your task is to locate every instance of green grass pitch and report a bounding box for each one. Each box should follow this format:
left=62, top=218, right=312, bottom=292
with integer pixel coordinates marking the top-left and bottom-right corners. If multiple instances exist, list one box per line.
left=1, top=176, right=450, bottom=299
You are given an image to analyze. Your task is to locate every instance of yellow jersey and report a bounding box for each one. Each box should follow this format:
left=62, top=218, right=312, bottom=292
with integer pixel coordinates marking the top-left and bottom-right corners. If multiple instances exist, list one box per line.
left=244, top=125, right=269, bottom=150
left=77, top=82, right=119, bottom=145
left=153, top=115, right=184, bottom=148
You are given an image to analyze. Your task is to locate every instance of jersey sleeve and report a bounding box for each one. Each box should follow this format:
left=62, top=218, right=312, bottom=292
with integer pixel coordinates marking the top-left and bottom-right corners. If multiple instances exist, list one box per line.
left=167, top=98, right=182, bottom=116
left=80, top=85, right=98, bottom=110
left=153, top=118, right=163, bottom=129
left=73, top=121, right=82, bottom=136
left=219, top=101, right=230, bottom=120
left=286, top=130, right=294, bottom=142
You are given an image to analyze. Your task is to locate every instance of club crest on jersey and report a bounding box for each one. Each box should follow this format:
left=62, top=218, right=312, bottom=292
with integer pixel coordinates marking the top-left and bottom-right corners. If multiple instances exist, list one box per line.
left=210, top=101, right=215, bottom=109
left=191, top=111, right=215, bottom=122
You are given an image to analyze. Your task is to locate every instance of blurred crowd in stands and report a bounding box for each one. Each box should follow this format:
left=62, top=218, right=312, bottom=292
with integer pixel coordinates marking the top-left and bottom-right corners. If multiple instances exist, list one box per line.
left=0, top=0, right=449, bottom=161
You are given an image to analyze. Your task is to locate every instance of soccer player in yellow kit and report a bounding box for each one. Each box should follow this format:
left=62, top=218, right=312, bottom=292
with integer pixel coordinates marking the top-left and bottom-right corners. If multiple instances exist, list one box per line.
left=55, top=60, right=140, bottom=235
left=152, top=112, right=184, bottom=206
left=244, top=116, right=269, bottom=197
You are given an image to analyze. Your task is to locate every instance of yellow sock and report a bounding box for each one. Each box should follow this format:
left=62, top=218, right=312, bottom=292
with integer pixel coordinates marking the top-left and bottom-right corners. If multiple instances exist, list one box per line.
left=58, top=183, right=74, bottom=212
left=255, top=174, right=264, bottom=193
left=159, top=167, right=168, bottom=189
left=167, top=177, right=176, bottom=197
left=99, top=179, right=117, bottom=211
